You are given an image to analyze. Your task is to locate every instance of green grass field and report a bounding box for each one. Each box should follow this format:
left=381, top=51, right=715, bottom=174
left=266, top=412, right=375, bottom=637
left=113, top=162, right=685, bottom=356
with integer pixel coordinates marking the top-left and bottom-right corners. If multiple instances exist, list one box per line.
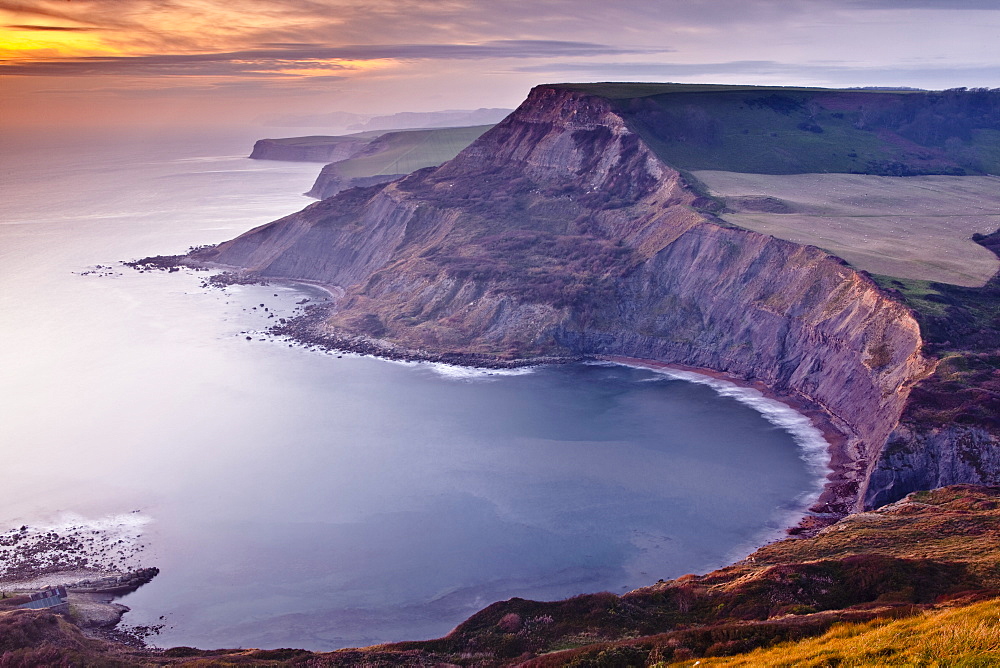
left=331, top=124, right=494, bottom=178
left=556, top=85, right=1000, bottom=176
left=695, top=171, right=1000, bottom=286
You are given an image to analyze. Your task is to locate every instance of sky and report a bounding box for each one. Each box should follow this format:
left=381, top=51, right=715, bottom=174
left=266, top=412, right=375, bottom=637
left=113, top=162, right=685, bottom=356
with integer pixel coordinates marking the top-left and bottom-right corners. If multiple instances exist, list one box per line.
left=1, top=0, right=999, bottom=131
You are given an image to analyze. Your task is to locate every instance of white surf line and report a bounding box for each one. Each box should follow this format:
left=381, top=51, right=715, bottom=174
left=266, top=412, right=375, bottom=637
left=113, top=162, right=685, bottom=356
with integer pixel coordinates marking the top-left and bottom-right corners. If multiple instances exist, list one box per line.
left=0, top=512, right=153, bottom=581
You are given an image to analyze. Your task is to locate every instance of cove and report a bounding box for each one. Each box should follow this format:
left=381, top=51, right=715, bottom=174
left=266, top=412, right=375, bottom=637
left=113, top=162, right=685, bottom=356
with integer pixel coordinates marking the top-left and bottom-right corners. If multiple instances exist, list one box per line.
left=0, top=129, right=826, bottom=651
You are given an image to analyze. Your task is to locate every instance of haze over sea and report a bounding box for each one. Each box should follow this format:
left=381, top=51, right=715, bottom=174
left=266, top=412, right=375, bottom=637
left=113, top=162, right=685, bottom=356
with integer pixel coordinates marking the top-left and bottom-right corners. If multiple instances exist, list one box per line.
left=0, top=128, right=827, bottom=650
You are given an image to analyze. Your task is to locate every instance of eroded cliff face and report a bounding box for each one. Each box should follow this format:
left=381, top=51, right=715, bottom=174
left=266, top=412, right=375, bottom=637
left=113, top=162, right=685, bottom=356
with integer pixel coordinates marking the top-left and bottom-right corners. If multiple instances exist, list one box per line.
left=197, top=85, right=940, bottom=511
left=556, top=226, right=930, bottom=511
left=864, top=425, right=1000, bottom=508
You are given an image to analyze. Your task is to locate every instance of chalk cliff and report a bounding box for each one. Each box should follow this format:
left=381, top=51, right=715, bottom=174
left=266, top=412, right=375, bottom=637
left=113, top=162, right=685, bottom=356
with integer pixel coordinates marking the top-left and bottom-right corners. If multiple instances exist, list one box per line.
left=194, top=84, right=997, bottom=512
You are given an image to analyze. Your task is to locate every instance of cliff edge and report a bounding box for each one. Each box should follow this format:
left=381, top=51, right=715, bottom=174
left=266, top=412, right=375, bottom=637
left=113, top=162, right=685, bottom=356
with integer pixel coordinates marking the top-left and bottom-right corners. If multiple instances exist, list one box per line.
left=191, top=84, right=1000, bottom=513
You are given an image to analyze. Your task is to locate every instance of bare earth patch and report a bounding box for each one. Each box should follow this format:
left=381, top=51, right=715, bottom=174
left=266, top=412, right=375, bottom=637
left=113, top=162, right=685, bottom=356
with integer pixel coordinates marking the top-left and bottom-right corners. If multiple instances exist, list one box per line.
left=694, top=171, right=1000, bottom=286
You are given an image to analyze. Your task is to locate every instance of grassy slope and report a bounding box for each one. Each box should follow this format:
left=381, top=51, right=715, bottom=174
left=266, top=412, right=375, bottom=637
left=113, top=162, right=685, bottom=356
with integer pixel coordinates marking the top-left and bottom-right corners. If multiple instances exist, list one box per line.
left=691, top=171, right=1000, bottom=286
left=556, top=84, right=1000, bottom=176
left=254, top=135, right=366, bottom=147
left=670, top=596, right=1000, bottom=667
left=330, top=124, right=495, bottom=178
left=868, top=230, right=1000, bottom=436
left=252, top=128, right=426, bottom=147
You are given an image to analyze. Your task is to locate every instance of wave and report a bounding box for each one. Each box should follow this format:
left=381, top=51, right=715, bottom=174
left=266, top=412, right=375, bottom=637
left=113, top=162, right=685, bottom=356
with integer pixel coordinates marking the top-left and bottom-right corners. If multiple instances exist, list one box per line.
left=0, top=511, right=153, bottom=580
left=31, top=510, right=152, bottom=536
left=421, top=362, right=536, bottom=380
left=651, top=366, right=831, bottom=480
left=609, top=360, right=832, bottom=512
left=379, top=357, right=536, bottom=380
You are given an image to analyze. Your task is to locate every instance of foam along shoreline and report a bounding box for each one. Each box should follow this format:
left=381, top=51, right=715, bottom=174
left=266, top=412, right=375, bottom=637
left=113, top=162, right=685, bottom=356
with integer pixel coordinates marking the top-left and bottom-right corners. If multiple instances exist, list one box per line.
left=0, top=512, right=152, bottom=584
left=232, top=274, right=841, bottom=527
left=212, top=272, right=845, bottom=530
left=601, top=356, right=844, bottom=535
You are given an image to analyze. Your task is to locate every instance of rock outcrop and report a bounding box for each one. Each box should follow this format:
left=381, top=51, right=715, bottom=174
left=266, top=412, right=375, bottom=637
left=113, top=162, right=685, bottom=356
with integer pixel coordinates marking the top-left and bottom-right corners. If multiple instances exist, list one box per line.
left=305, top=171, right=403, bottom=200
left=193, top=84, right=997, bottom=512
left=865, top=425, right=1000, bottom=508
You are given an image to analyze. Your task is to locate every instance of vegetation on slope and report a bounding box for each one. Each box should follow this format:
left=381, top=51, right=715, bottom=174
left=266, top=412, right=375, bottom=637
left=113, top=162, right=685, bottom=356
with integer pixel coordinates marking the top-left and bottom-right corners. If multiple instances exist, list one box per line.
left=871, top=229, right=1000, bottom=437
left=307, top=125, right=495, bottom=198
left=555, top=84, right=1000, bottom=176
left=669, top=596, right=1000, bottom=667
left=333, top=125, right=495, bottom=179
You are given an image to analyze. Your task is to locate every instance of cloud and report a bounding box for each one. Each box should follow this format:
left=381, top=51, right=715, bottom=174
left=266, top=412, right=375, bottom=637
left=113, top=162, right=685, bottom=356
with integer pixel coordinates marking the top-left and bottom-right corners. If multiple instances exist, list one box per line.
left=0, top=40, right=668, bottom=77
left=5, top=23, right=95, bottom=31
left=512, top=60, right=1000, bottom=88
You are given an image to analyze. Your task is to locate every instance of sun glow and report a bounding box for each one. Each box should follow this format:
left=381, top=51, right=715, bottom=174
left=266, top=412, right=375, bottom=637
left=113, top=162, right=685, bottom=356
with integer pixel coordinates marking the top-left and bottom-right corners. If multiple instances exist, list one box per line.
left=0, top=26, right=120, bottom=59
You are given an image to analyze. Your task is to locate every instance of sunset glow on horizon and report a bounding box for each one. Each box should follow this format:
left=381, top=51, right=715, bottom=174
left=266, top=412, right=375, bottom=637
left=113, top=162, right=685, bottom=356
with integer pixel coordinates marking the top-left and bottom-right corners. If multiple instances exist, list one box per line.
left=2, top=0, right=998, bottom=131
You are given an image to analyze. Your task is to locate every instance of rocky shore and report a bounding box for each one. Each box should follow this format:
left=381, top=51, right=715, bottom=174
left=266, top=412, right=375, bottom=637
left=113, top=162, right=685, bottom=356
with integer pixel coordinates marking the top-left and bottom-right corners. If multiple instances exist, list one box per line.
left=267, top=298, right=583, bottom=369
left=0, top=514, right=160, bottom=646
left=0, top=567, right=161, bottom=646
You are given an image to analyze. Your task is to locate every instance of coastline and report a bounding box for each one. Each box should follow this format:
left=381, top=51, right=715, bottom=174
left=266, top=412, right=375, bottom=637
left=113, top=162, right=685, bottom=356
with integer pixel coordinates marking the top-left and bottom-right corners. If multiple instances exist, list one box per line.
left=602, top=355, right=857, bottom=532
left=212, top=263, right=860, bottom=533
left=250, top=276, right=854, bottom=535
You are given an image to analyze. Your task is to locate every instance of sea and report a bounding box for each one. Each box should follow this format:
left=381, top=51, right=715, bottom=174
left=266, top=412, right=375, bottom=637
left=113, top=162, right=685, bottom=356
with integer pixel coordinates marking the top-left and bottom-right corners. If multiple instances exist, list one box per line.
left=0, top=126, right=829, bottom=650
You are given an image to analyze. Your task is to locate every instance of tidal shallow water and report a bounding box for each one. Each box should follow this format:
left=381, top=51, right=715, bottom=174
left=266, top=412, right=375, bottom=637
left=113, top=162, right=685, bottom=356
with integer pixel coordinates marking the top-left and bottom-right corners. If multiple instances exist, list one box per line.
left=0, top=128, right=827, bottom=650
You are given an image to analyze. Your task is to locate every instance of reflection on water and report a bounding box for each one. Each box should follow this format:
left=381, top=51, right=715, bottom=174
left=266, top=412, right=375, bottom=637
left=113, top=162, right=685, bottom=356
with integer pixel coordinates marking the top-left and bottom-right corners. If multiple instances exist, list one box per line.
left=0, top=129, right=825, bottom=650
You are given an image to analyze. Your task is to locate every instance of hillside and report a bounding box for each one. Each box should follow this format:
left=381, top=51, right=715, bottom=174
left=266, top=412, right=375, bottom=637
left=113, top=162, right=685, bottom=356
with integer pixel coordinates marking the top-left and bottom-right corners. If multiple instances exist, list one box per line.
left=248, top=134, right=375, bottom=162
left=557, top=83, right=1000, bottom=176
left=305, top=124, right=495, bottom=198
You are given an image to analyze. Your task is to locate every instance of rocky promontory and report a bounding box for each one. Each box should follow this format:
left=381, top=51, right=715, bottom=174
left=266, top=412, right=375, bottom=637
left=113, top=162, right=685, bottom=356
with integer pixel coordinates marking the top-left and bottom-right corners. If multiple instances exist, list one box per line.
left=184, top=84, right=1000, bottom=515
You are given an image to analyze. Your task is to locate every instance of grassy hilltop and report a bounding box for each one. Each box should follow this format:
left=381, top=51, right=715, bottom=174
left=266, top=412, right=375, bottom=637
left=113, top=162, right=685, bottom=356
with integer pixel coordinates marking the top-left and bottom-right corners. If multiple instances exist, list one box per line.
left=558, top=83, right=1000, bottom=176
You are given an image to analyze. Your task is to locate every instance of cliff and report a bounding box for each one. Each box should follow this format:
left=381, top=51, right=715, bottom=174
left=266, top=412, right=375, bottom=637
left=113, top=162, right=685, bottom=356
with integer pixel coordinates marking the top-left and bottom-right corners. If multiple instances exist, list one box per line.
left=863, top=232, right=1000, bottom=507
left=248, top=135, right=372, bottom=162
left=191, top=84, right=1000, bottom=513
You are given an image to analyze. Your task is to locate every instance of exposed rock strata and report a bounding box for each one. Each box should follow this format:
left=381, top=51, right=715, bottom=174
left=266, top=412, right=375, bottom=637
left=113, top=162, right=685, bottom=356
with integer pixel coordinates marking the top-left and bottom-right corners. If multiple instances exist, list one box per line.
left=193, top=85, right=959, bottom=512
left=865, top=425, right=1000, bottom=508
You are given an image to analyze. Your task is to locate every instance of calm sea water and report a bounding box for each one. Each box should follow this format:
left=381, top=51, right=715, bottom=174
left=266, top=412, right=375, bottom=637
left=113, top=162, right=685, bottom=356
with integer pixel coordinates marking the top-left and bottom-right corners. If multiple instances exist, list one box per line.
left=0, top=127, right=827, bottom=650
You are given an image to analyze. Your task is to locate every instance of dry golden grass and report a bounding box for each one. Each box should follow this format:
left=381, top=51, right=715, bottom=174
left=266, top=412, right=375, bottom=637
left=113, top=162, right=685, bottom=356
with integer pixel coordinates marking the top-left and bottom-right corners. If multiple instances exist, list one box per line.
left=694, top=171, right=1000, bottom=287
left=669, top=596, right=1000, bottom=667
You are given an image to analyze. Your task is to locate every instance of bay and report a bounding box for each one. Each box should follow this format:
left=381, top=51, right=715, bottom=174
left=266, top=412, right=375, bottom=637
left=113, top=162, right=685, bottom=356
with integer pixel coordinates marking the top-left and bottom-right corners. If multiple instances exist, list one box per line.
left=0, top=127, right=826, bottom=650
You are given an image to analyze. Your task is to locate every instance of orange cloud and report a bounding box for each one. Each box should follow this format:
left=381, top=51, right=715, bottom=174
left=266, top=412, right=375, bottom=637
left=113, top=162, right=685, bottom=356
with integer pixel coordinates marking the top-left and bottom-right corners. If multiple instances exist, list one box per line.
left=0, top=23, right=117, bottom=58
